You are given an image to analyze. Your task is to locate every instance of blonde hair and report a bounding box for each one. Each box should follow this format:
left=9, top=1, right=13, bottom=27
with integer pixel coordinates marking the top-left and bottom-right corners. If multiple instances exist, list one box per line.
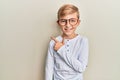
left=57, top=4, right=80, bottom=19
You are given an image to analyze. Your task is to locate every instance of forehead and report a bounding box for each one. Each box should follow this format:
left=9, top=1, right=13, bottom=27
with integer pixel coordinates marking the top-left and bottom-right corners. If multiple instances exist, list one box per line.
left=59, top=12, right=78, bottom=19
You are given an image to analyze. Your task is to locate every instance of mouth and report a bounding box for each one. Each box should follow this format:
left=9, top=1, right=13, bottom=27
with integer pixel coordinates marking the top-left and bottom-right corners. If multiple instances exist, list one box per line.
left=64, top=28, right=73, bottom=31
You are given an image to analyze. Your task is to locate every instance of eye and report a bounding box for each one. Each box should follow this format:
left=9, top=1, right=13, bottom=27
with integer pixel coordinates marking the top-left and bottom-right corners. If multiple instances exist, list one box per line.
left=60, top=19, right=66, bottom=22
left=70, top=19, right=76, bottom=22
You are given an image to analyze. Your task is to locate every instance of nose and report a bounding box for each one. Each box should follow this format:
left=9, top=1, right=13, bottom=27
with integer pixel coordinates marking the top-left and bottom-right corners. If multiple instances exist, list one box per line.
left=66, top=20, right=71, bottom=28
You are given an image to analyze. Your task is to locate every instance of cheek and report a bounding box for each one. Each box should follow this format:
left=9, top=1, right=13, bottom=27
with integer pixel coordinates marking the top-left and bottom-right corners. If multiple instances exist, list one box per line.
left=59, top=26, right=64, bottom=29
left=72, top=26, right=77, bottom=29
left=59, top=26, right=64, bottom=31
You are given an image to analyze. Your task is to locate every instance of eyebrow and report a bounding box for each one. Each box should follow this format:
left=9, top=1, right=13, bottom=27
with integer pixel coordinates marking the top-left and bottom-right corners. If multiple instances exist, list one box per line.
left=59, top=18, right=77, bottom=20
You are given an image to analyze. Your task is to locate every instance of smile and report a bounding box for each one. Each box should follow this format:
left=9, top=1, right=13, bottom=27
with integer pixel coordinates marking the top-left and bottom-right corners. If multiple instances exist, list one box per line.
left=65, top=27, right=73, bottom=30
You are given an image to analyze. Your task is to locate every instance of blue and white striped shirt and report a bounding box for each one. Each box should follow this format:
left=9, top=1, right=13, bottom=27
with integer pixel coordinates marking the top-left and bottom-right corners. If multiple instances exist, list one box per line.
left=45, top=34, right=89, bottom=80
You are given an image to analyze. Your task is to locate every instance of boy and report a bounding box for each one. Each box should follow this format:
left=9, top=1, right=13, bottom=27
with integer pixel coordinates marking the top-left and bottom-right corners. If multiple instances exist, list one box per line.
left=45, top=4, right=89, bottom=80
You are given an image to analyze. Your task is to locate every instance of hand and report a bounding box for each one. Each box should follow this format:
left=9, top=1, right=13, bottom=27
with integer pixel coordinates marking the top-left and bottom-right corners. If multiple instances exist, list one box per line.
left=51, top=36, right=64, bottom=51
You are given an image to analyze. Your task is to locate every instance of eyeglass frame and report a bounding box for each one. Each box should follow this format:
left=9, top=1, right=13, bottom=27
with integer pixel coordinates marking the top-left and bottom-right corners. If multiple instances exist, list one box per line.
left=57, top=18, right=79, bottom=26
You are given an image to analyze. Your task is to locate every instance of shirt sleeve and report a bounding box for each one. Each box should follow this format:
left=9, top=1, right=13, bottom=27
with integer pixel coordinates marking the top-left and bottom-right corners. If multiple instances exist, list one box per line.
left=57, top=37, right=89, bottom=73
left=45, top=41, right=54, bottom=80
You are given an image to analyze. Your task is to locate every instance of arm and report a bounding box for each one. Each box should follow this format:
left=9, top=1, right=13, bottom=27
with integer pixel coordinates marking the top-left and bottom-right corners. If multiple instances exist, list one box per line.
left=57, top=38, right=89, bottom=73
left=45, top=41, right=54, bottom=80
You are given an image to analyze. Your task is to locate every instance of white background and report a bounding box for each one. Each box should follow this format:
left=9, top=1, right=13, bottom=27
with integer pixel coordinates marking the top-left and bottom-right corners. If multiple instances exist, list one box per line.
left=0, top=0, right=120, bottom=80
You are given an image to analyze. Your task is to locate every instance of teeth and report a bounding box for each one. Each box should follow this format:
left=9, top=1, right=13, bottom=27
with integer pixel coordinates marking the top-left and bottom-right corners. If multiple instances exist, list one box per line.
left=65, top=28, right=72, bottom=30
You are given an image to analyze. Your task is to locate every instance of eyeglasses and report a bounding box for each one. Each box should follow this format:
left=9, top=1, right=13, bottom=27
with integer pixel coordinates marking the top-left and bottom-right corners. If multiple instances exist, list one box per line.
left=57, top=18, right=79, bottom=26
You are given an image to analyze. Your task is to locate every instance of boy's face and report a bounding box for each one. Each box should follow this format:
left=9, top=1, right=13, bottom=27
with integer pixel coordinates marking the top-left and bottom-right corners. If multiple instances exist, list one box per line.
left=57, top=12, right=80, bottom=37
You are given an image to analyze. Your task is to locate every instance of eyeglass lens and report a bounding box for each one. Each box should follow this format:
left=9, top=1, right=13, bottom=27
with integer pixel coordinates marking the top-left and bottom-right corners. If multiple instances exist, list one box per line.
left=58, top=18, right=78, bottom=26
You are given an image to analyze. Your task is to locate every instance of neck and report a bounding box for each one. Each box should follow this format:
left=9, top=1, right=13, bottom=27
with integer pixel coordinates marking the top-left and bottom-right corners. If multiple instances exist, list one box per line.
left=62, top=33, right=78, bottom=39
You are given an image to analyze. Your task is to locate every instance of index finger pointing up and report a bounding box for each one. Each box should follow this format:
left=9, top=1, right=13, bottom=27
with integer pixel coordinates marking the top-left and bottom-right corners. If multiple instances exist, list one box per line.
left=51, top=36, right=59, bottom=43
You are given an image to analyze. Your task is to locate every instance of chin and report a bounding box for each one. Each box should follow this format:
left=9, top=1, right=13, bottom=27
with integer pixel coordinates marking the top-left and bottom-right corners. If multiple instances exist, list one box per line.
left=64, top=32, right=73, bottom=36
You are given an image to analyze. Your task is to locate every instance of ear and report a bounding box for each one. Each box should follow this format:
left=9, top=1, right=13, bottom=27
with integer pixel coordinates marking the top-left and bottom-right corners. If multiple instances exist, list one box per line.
left=77, top=19, right=81, bottom=26
left=56, top=20, right=62, bottom=29
left=56, top=20, right=59, bottom=25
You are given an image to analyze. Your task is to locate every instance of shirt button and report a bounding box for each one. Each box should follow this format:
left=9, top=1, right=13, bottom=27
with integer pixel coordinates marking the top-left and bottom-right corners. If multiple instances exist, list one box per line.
left=67, top=50, right=69, bottom=52
left=67, top=45, right=69, bottom=47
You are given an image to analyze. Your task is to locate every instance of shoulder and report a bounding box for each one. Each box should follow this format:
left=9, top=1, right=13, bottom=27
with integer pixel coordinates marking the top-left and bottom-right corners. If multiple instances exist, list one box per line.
left=77, top=35, right=89, bottom=44
left=78, top=34, right=88, bottom=41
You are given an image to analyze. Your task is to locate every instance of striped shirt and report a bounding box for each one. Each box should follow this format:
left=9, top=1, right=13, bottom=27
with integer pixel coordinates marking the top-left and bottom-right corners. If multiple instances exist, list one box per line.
left=45, top=34, right=89, bottom=80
